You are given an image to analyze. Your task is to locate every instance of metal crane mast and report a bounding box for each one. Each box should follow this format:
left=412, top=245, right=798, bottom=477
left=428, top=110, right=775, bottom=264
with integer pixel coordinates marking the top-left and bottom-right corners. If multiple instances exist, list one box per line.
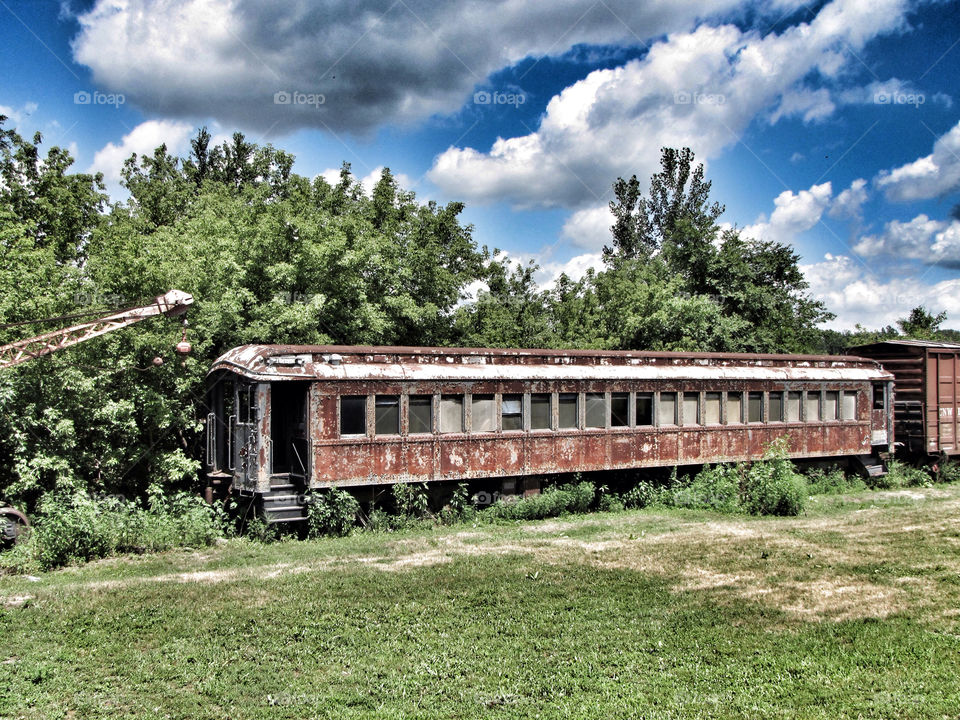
left=0, top=289, right=193, bottom=370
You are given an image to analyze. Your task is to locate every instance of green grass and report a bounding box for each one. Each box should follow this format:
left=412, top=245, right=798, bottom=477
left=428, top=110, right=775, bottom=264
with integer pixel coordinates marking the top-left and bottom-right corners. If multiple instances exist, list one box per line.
left=3, top=485, right=960, bottom=718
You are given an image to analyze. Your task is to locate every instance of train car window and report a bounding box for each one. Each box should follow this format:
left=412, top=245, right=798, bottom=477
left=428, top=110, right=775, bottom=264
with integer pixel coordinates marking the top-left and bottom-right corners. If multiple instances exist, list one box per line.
left=408, top=395, right=433, bottom=434
left=727, top=392, right=742, bottom=424
left=375, top=396, right=400, bottom=435
left=636, top=392, right=653, bottom=426
left=786, top=391, right=801, bottom=422
left=704, top=392, right=721, bottom=424
left=502, top=394, right=523, bottom=431
left=748, top=392, right=763, bottom=423
left=682, top=392, right=699, bottom=426
left=586, top=393, right=606, bottom=428
left=558, top=393, right=578, bottom=429
left=805, top=391, right=821, bottom=422
left=659, top=392, right=677, bottom=426
left=531, top=394, right=552, bottom=430
left=440, top=395, right=464, bottom=433
left=842, top=391, right=857, bottom=421
left=824, top=391, right=839, bottom=421
left=611, top=393, right=629, bottom=427
left=769, top=392, right=784, bottom=422
left=340, top=395, right=367, bottom=436
left=872, top=383, right=885, bottom=410
left=472, top=394, right=496, bottom=432
left=238, top=385, right=257, bottom=424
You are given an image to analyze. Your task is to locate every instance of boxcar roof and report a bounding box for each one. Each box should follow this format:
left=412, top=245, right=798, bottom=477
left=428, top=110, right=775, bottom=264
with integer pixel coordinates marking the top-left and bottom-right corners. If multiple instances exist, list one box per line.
left=209, top=344, right=892, bottom=383
left=851, top=339, right=960, bottom=351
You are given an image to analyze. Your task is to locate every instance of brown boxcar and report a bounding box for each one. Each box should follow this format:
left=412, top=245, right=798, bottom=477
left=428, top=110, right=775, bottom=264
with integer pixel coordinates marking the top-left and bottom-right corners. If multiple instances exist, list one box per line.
left=204, top=345, right=894, bottom=522
left=851, top=340, right=960, bottom=456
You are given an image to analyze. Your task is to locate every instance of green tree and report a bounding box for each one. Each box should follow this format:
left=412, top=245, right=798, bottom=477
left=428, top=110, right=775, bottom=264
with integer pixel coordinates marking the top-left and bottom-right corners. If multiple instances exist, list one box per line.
left=601, top=147, right=832, bottom=353
left=898, top=306, right=947, bottom=340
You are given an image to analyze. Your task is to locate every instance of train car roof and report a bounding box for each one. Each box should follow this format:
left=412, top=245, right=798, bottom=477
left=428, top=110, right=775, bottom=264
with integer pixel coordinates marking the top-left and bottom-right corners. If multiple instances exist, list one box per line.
left=850, top=339, right=960, bottom=351
left=209, top=344, right=893, bottom=383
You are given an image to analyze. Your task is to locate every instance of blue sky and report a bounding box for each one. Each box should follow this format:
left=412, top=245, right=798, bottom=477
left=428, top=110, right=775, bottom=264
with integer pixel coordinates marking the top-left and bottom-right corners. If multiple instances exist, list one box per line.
left=2, top=0, right=960, bottom=331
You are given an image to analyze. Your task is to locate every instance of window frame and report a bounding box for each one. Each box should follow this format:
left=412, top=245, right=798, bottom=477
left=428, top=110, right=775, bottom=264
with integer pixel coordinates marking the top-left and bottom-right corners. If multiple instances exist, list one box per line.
left=635, top=391, right=654, bottom=427
left=407, top=394, right=434, bottom=435
left=339, top=394, right=367, bottom=437
left=440, top=394, right=465, bottom=434
left=501, top=393, right=524, bottom=432
left=658, top=391, right=678, bottom=426
left=374, top=394, right=401, bottom=436
left=530, top=393, right=553, bottom=431
left=558, top=392, right=579, bottom=430
left=585, top=392, right=607, bottom=429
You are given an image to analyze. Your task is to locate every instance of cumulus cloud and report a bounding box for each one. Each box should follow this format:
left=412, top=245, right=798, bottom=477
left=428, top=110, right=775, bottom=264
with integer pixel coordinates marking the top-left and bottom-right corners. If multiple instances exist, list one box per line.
left=87, top=119, right=193, bottom=190
left=769, top=87, right=835, bottom=124
left=743, top=182, right=833, bottom=244
left=561, top=206, right=614, bottom=250
left=853, top=214, right=960, bottom=268
left=828, top=178, right=869, bottom=220
left=428, top=0, right=913, bottom=209
left=876, top=119, right=960, bottom=201
left=803, top=253, right=960, bottom=330
left=70, top=0, right=748, bottom=136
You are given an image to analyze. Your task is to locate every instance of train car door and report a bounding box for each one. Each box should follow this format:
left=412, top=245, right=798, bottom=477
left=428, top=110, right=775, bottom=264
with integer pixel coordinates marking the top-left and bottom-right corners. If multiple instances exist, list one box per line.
left=271, top=381, right=311, bottom=482
left=234, top=383, right=259, bottom=492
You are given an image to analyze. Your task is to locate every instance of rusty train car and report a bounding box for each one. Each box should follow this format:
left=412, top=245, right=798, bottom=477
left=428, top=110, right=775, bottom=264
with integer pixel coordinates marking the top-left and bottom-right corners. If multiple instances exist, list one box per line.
left=851, top=340, right=960, bottom=457
left=203, top=345, right=894, bottom=523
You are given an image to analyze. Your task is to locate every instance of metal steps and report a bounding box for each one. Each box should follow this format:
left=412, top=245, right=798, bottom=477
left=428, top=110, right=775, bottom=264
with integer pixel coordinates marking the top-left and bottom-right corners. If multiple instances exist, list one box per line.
left=262, top=474, right=307, bottom=523
left=854, top=454, right=887, bottom=479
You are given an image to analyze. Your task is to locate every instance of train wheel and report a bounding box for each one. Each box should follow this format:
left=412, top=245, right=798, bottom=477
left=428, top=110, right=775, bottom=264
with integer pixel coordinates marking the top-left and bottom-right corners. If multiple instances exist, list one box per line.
left=0, top=506, right=31, bottom=547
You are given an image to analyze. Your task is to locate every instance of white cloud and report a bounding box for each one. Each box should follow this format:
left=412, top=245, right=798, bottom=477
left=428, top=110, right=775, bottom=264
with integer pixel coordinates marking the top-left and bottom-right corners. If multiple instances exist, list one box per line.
left=876, top=119, right=960, bottom=201
left=71, top=0, right=747, bottom=135
left=0, top=101, right=39, bottom=127
left=828, top=178, right=868, bottom=219
left=317, top=165, right=417, bottom=198
left=769, top=87, right=835, bottom=124
left=535, top=252, right=604, bottom=290
left=743, top=182, right=833, bottom=244
left=803, top=253, right=960, bottom=330
left=428, top=0, right=913, bottom=209
left=852, top=214, right=960, bottom=268
left=88, top=119, right=193, bottom=186
left=561, top=206, right=614, bottom=250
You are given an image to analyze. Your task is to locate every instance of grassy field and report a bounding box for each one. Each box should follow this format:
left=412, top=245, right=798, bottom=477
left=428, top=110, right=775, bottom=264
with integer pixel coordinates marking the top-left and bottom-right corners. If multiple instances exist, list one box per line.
left=2, top=485, right=960, bottom=719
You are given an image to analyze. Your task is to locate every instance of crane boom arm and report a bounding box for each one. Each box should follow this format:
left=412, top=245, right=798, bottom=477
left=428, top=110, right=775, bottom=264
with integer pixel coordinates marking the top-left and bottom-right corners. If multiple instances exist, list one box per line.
left=0, top=290, right=194, bottom=370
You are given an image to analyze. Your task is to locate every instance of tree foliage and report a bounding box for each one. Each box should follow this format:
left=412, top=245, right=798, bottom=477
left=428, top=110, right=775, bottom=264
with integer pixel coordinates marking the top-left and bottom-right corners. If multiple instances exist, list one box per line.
left=0, top=122, right=485, bottom=508
left=0, top=121, right=908, bottom=509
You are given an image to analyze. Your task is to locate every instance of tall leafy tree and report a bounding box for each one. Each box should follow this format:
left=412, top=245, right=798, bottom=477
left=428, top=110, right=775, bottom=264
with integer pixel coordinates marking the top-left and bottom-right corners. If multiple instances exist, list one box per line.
left=898, top=306, right=948, bottom=340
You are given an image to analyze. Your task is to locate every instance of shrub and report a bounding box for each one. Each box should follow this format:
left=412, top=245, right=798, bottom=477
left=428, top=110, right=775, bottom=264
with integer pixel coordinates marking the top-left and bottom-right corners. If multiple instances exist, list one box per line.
left=934, top=460, right=960, bottom=484
left=440, top=483, right=475, bottom=524
left=306, top=487, right=360, bottom=537
left=16, top=489, right=225, bottom=571
left=484, top=481, right=596, bottom=521
left=392, top=483, right=431, bottom=518
left=741, top=438, right=807, bottom=516
left=874, top=460, right=931, bottom=489
left=621, top=481, right=659, bottom=509
left=672, top=464, right=741, bottom=512
left=805, top=465, right=863, bottom=495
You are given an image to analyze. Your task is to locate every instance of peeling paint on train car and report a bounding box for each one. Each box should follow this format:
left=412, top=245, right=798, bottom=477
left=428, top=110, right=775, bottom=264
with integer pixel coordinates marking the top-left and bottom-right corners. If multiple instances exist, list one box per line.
left=204, top=344, right=894, bottom=492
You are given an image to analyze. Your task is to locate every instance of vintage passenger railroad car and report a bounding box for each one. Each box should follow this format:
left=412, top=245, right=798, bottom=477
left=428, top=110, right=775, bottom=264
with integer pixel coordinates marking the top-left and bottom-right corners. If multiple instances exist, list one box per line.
left=203, top=345, right=894, bottom=522
left=851, top=340, right=960, bottom=456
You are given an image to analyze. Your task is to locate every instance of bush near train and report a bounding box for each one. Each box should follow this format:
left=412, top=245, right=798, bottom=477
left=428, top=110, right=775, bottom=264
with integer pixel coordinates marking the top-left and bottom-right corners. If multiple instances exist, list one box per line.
left=5, top=451, right=959, bottom=572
